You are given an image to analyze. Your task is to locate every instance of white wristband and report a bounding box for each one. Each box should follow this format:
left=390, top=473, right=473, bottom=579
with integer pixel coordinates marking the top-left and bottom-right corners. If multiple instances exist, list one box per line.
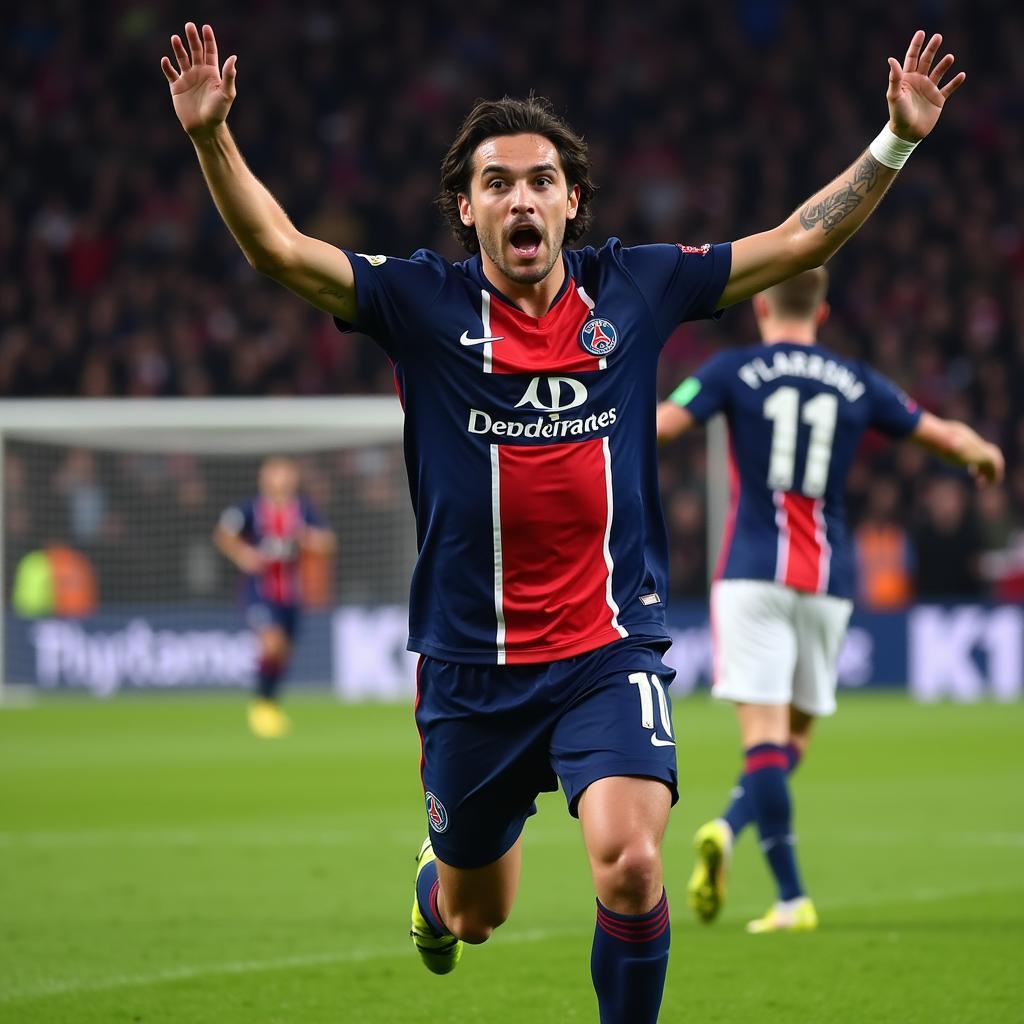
left=868, top=124, right=919, bottom=170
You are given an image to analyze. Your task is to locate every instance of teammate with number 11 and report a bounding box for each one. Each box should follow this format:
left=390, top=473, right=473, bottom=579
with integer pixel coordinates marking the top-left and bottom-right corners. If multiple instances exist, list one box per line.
left=164, top=20, right=966, bottom=1021
left=658, top=268, right=1003, bottom=933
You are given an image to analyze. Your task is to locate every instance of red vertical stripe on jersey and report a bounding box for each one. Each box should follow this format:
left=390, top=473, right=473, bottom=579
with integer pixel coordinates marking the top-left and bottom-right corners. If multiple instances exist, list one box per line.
left=257, top=499, right=301, bottom=604
left=414, top=656, right=425, bottom=784
left=496, top=439, right=622, bottom=662
left=486, top=280, right=607, bottom=375
left=775, top=493, right=825, bottom=592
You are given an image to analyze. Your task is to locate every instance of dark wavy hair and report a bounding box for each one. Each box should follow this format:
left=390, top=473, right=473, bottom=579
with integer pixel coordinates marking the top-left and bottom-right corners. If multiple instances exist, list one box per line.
left=437, top=95, right=596, bottom=254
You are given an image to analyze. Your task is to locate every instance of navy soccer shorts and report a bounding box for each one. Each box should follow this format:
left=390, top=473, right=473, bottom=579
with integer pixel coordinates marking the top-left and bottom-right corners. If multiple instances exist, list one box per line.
left=245, top=600, right=299, bottom=640
left=414, top=636, right=678, bottom=869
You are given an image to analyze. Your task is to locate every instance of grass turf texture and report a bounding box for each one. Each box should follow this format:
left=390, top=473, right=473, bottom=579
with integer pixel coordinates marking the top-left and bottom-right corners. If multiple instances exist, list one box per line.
left=0, top=692, right=1021, bottom=1023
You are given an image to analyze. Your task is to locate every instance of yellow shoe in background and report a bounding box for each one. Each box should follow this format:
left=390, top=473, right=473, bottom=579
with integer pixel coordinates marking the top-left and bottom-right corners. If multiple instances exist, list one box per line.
left=687, top=819, right=732, bottom=924
left=248, top=699, right=290, bottom=738
left=746, top=896, right=818, bottom=934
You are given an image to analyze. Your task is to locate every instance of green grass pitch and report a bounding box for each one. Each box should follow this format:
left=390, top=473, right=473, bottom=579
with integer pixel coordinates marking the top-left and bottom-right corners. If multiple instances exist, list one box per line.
left=1, top=691, right=1021, bottom=1023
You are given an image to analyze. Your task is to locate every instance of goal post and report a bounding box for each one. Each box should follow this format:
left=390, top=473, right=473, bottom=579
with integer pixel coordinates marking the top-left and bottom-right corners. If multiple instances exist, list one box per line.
left=0, top=397, right=411, bottom=699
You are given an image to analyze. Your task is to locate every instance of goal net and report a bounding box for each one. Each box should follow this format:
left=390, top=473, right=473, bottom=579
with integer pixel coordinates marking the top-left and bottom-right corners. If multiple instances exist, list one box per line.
left=0, top=398, right=417, bottom=699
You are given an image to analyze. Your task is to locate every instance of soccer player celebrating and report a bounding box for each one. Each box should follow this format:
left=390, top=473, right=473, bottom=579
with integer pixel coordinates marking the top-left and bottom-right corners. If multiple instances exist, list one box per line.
left=658, top=268, right=1003, bottom=934
left=214, top=456, right=335, bottom=738
left=165, top=23, right=964, bottom=1020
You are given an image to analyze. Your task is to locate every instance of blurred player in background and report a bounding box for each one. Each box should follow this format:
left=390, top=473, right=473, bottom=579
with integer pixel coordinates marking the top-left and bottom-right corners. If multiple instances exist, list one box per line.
left=214, top=456, right=335, bottom=737
left=657, top=268, right=1004, bottom=934
left=165, top=20, right=964, bottom=1021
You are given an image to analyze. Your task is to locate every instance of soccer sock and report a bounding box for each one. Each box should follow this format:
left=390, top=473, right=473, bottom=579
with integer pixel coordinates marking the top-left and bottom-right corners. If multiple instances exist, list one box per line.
left=743, top=743, right=804, bottom=902
left=591, top=890, right=670, bottom=1024
left=256, top=655, right=283, bottom=701
left=414, top=857, right=450, bottom=937
left=723, top=741, right=801, bottom=837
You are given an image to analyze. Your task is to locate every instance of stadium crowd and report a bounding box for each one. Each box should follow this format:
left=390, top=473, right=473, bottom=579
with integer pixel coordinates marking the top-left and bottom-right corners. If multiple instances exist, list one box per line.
left=3, top=0, right=1022, bottom=602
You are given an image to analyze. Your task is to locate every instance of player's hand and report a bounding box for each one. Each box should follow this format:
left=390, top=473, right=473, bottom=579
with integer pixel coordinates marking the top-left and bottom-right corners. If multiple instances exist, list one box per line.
left=237, top=546, right=265, bottom=575
left=970, top=443, right=1005, bottom=487
left=160, top=23, right=237, bottom=140
left=885, top=30, right=965, bottom=142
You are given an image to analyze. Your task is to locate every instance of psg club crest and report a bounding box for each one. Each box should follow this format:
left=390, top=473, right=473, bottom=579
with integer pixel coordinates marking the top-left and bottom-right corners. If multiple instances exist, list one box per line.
left=579, top=317, right=619, bottom=357
left=425, top=791, right=448, bottom=833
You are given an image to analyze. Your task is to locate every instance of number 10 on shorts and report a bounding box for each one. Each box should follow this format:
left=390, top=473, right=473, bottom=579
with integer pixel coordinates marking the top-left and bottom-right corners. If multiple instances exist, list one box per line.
left=628, top=672, right=675, bottom=747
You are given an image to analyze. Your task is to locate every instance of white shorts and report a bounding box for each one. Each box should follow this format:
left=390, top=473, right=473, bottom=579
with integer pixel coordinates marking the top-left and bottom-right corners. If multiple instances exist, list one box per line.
left=710, top=579, right=853, bottom=717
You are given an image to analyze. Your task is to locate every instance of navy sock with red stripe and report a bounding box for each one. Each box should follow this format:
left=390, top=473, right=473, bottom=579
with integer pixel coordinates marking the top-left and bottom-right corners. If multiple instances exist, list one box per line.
left=591, top=890, right=670, bottom=1024
left=414, top=856, right=450, bottom=937
left=256, top=655, right=283, bottom=701
left=744, top=743, right=804, bottom=901
left=723, top=741, right=801, bottom=837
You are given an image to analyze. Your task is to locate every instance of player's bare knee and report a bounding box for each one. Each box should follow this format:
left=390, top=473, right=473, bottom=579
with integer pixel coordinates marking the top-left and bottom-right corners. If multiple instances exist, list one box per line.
left=592, top=840, right=662, bottom=908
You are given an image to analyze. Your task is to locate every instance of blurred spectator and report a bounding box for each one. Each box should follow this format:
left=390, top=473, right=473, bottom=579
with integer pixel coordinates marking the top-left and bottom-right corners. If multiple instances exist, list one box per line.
left=912, top=476, right=983, bottom=599
left=855, top=477, right=914, bottom=610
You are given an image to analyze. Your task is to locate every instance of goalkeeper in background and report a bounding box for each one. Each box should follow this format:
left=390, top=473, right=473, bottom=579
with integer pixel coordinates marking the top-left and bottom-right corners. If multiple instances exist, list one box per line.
left=214, top=456, right=335, bottom=737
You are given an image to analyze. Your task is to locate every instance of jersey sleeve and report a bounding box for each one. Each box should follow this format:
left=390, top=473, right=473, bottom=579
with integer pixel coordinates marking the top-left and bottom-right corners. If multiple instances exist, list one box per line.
left=218, top=499, right=253, bottom=537
left=332, top=249, right=450, bottom=359
left=667, top=350, right=735, bottom=423
left=619, top=242, right=732, bottom=340
left=865, top=366, right=922, bottom=438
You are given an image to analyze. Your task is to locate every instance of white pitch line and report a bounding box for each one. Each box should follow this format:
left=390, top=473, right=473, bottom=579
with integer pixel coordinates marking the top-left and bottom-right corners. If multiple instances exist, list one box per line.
left=0, top=927, right=579, bottom=1004
left=5, top=879, right=1023, bottom=1005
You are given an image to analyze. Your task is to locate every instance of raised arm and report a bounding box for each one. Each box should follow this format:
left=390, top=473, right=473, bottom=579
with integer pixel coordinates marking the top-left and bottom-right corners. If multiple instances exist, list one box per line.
left=161, top=23, right=357, bottom=322
left=911, top=412, right=1005, bottom=487
left=213, top=521, right=264, bottom=575
left=718, top=31, right=965, bottom=309
left=656, top=401, right=698, bottom=445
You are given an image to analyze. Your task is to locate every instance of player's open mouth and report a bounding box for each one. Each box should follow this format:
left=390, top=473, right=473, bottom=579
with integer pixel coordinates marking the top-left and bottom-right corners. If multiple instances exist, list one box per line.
left=509, top=225, right=542, bottom=259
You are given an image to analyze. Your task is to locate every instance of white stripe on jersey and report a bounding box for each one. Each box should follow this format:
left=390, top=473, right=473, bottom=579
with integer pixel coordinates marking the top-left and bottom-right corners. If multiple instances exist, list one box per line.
left=601, top=436, right=629, bottom=639
left=813, top=498, right=831, bottom=594
left=772, top=490, right=790, bottom=585
left=489, top=444, right=507, bottom=663
left=481, top=290, right=494, bottom=374
left=576, top=285, right=608, bottom=370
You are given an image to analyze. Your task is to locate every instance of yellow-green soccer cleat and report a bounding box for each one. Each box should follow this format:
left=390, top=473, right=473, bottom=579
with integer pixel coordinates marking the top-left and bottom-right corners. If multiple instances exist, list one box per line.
left=410, top=839, right=463, bottom=975
left=746, top=896, right=818, bottom=934
left=247, top=699, right=290, bottom=738
left=687, top=819, right=732, bottom=924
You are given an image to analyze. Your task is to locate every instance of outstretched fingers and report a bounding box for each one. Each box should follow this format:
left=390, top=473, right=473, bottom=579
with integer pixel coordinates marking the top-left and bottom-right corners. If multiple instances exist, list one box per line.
left=886, top=57, right=902, bottom=96
left=160, top=55, right=179, bottom=83
left=222, top=54, right=238, bottom=99
left=929, top=53, right=955, bottom=84
left=940, top=70, right=967, bottom=99
left=185, top=22, right=205, bottom=68
left=902, top=29, right=925, bottom=72
left=916, top=33, right=942, bottom=77
left=170, top=33, right=191, bottom=74
left=203, top=24, right=219, bottom=68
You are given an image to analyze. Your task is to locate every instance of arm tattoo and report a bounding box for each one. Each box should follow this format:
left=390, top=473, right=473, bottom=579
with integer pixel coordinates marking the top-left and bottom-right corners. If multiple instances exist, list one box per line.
left=799, top=154, right=882, bottom=234
left=318, top=286, right=348, bottom=299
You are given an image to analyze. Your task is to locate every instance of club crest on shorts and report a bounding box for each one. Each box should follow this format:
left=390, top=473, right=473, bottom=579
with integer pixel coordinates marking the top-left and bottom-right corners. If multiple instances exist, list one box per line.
left=579, top=317, right=619, bottom=356
left=425, top=791, right=448, bottom=833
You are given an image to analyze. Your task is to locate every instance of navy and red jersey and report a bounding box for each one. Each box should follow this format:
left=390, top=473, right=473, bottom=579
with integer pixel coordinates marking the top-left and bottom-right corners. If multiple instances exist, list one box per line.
left=218, top=496, right=325, bottom=606
left=336, top=239, right=731, bottom=665
left=670, top=341, right=921, bottom=598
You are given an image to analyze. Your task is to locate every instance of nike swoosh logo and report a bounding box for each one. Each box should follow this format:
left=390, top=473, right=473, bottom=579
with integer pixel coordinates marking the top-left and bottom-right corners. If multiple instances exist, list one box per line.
left=459, top=331, right=505, bottom=346
left=650, top=735, right=676, bottom=748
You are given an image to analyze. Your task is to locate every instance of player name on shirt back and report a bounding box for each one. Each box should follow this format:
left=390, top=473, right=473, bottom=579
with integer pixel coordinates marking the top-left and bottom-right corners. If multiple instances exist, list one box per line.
left=737, top=350, right=866, bottom=403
